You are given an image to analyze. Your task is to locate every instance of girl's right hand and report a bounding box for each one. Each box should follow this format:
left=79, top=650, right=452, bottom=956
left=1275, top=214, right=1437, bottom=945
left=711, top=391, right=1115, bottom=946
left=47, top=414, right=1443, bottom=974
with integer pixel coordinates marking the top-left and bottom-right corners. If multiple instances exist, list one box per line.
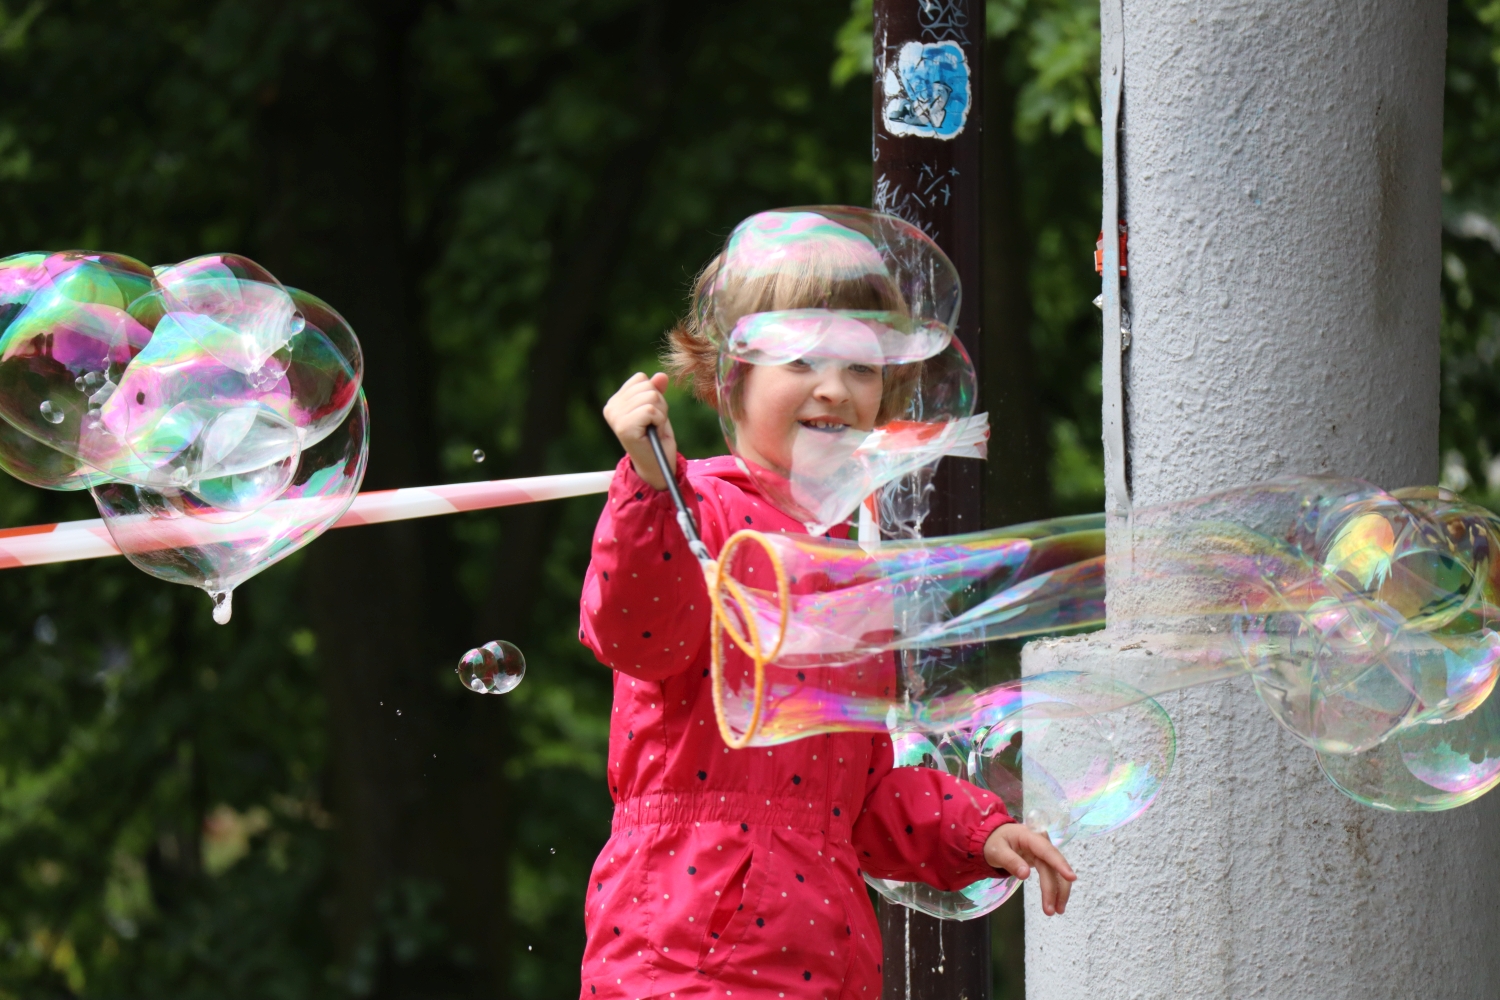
left=604, top=372, right=677, bottom=490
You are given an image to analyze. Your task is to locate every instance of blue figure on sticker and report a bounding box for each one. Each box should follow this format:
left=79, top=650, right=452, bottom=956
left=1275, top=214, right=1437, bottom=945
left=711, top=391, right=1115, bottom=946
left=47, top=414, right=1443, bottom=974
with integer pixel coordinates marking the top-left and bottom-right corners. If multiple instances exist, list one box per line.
left=882, top=40, right=971, bottom=140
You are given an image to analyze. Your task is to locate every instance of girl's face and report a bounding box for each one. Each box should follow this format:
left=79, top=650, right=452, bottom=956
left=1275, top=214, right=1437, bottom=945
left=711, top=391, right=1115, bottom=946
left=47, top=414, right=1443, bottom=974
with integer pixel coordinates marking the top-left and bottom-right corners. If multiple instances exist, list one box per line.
left=733, top=358, right=883, bottom=475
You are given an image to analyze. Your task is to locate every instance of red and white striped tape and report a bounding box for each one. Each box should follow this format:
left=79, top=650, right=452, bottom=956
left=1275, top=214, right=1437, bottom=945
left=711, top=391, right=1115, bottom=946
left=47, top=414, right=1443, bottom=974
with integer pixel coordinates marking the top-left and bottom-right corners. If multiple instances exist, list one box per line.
left=0, top=470, right=614, bottom=570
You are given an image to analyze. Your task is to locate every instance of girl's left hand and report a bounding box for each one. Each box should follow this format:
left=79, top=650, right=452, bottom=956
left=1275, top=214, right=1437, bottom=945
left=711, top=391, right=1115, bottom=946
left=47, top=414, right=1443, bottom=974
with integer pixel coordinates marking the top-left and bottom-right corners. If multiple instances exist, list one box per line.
left=982, top=823, right=1077, bottom=916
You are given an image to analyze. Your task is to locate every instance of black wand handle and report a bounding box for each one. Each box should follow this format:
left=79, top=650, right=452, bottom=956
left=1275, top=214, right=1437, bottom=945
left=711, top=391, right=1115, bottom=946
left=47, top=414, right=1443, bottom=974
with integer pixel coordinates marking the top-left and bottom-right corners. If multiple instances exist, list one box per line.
left=647, top=425, right=712, bottom=564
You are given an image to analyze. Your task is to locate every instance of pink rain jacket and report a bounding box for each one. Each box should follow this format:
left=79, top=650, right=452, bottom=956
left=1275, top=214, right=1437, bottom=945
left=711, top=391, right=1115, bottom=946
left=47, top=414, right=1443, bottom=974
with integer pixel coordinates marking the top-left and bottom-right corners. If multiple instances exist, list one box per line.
left=578, top=454, right=1014, bottom=999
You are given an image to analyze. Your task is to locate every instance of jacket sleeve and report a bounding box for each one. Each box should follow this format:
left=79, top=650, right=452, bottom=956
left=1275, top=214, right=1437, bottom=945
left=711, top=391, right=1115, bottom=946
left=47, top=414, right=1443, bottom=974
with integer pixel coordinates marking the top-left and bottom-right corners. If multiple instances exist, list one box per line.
left=851, top=733, right=1016, bottom=891
left=579, top=453, right=712, bottom=682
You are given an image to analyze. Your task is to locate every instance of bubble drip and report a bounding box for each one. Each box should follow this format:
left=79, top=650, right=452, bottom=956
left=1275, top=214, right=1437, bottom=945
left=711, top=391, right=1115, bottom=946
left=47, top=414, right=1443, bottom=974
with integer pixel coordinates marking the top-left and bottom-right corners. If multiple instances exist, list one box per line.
left=211, top=590, right=233, bottom=624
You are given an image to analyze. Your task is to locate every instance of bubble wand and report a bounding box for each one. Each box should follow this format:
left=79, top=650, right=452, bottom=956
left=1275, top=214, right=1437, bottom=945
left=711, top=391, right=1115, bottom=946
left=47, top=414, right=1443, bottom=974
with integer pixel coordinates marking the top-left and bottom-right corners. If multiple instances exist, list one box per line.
left=645, top=425, right=711, bottom=565
left=643, top=425, right=790, bottom=749
left=0, top=470, right=615, bottom=569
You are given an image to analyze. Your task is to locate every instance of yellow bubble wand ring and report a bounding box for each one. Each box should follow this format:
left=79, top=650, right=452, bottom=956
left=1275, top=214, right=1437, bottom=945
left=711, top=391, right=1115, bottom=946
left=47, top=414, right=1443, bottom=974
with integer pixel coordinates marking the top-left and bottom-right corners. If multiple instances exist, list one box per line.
left=707, top=530, right=790, bottom=748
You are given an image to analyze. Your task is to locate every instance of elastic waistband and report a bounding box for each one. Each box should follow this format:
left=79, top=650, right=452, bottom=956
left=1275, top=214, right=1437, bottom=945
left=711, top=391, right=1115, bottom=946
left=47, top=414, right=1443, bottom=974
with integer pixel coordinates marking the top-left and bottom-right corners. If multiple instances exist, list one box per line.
left=611, top=790, right=852, bottom=837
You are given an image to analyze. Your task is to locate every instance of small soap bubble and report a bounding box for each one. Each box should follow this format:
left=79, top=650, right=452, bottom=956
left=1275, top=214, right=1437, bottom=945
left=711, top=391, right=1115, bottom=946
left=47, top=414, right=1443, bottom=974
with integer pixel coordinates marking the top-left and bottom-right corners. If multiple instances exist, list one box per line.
left=33, top=615, right=57, bottom=645
left=472, top=449, right=486, bottom=463
left=457, top=639, right=526, bottom=695
left=38, top=401, right=63, bottom=424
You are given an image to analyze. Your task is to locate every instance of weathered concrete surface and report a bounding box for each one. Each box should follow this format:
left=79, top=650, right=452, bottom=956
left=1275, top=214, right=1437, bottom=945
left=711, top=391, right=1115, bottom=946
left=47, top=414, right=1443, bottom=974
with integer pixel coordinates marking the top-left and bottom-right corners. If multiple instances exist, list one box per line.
left=1110, top=0, right=1444, bottom=513
left=1024, top=2, right=1500, bottom=998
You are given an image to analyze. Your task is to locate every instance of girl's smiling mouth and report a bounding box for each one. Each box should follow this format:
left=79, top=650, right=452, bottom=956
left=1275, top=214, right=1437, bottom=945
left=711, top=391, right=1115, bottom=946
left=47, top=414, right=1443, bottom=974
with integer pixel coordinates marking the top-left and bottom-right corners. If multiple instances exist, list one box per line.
left=799, top=418, right=850, bottom=432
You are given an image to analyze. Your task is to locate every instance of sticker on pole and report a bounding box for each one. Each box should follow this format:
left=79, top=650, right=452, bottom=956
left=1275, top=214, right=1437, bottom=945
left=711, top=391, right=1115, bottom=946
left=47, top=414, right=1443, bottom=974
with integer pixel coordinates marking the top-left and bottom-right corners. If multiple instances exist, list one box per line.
left=881, top=40, right=971, bottom=140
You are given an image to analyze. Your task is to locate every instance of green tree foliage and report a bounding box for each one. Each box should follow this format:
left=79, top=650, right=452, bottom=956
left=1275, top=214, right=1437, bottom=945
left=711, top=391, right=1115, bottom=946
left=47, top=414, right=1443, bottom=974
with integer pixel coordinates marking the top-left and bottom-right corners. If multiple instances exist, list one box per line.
left=988, top=0, right=1106, bottom=514
left=1440, top=1, right=1500, bottom=504
left=0, top=2, right=868, bottom=997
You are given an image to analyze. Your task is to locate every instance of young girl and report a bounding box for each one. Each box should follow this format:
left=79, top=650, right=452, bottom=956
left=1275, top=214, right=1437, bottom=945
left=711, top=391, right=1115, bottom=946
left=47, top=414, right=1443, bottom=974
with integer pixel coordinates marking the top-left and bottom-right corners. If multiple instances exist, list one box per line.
left=578, top=249, right=1075, bottom=999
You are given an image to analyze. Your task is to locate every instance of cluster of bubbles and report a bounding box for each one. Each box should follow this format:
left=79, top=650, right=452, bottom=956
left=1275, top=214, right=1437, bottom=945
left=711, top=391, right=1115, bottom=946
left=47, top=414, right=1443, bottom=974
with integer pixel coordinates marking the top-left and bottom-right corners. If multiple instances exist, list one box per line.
left=457, top=639, right=526, bottom=694
left=670, top=206, right=1500, bottom=919
left=706, top=475, right=1500, bottom=917
left=0, top=250, right=367, bottom=621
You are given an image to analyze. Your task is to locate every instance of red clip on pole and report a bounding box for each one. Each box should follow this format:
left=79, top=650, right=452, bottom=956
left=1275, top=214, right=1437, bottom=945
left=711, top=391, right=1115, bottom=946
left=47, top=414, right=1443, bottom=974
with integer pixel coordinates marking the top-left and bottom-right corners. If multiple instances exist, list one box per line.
left=1095, top=220, right=1128, bottom=276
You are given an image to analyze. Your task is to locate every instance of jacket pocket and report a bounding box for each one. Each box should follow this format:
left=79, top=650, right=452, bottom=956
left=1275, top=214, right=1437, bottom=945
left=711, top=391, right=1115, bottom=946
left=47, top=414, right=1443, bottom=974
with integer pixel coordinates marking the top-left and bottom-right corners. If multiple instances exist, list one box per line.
left=696, top=843, right=767, bottom=974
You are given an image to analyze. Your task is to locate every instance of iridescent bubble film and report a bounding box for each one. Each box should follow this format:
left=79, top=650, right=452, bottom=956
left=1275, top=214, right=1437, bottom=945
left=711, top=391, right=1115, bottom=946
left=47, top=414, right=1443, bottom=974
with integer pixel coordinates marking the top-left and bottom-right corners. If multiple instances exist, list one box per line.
left=701, top=474, right=1500, bottom=922
left=0, top=250, right=367, bottom=619
left=865, top=671, right=1176, bottom=920
left=705, top=207, right=985, bottom=534
left=865, top=730, right=1022, bottom=920
left=687, top=207, right=1500, bottom=918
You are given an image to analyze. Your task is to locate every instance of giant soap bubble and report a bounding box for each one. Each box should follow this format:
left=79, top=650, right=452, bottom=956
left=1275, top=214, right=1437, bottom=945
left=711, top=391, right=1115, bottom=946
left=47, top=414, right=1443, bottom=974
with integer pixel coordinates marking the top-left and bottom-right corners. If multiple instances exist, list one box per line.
left=705, top=207, right=985, bottom=535
left=864, top=671, right=1176, bottom=919
left=686, top=475, right=1500, bottom=917
left=589, top=204, right=1500, bottom=920
left=0, top=250, right=367, bottom=620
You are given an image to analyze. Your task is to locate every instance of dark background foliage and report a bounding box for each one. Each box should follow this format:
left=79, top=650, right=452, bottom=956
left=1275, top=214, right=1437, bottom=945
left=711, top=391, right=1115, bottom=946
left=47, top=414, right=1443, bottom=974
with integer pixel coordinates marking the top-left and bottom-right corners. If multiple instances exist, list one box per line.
left=0, top=0, right=1490, bottom=997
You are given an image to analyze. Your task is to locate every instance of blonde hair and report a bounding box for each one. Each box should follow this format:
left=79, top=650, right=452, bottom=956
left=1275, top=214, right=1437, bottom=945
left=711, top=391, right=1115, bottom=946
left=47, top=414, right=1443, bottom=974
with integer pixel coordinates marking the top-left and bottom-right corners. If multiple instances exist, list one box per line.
left=664, top=253, right=918, bottom=422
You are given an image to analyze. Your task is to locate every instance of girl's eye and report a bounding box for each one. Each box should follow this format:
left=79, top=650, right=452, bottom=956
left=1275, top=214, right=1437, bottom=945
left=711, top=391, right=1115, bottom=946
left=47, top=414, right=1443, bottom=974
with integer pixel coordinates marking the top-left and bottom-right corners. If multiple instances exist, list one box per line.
left=847, top=364, right=878, bottom=376
left=787, top=358, right=813, bottom=370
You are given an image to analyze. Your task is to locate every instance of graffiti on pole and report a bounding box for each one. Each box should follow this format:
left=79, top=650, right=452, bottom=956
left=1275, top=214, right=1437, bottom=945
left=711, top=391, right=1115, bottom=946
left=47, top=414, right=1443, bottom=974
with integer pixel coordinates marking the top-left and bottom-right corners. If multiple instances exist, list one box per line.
left=916, top=0, right=971, bottom=43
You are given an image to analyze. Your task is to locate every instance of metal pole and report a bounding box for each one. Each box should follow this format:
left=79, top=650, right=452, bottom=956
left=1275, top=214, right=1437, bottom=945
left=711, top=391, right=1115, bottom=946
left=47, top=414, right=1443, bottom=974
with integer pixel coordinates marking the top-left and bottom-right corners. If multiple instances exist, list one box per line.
left=1023, top=3, right=1500, bottom=999
left=872, top=1, right=990, bottom=997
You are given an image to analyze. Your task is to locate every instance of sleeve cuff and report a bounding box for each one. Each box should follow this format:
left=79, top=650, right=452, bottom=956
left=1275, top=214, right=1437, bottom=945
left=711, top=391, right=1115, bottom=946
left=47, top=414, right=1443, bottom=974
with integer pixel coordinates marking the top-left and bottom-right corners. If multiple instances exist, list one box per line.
left=965, top=810, right=1017, bottom=879
left=612, top=452, right=691, bottom=505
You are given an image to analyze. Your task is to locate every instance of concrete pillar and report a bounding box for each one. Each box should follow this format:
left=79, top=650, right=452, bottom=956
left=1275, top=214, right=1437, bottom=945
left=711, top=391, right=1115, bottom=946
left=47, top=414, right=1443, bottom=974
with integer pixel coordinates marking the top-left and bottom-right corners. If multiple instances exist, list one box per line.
left=1023, top=2, right=1500, bottom=998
